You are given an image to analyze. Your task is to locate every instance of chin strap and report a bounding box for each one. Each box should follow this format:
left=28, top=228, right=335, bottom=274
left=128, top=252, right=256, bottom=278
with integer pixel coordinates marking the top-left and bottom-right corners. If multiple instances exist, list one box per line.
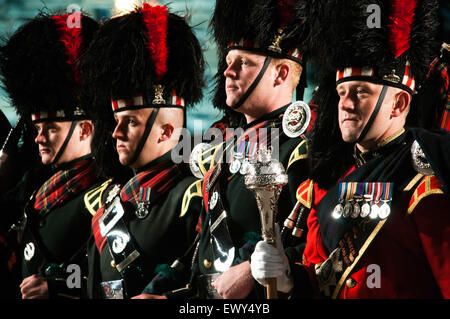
left=128, top=108, right=160, bottom=167
left=356, top=85, right=389, bottom=143
left=232, top=56, right=273, bottom=110
left=51, top=121, right=78, bottom=166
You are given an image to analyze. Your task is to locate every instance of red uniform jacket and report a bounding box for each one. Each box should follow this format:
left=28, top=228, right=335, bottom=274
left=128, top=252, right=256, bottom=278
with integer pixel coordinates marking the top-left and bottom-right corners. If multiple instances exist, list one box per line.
left=299, top=171, right=450, bottom=299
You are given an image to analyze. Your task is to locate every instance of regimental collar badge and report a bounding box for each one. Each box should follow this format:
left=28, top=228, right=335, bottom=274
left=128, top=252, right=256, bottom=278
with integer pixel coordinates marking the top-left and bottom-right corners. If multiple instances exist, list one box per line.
left=282, top=101, right=311, bottom=138
left=189, top=143, right=211, bottom=179
left=411, top=140, right=434, bottom=175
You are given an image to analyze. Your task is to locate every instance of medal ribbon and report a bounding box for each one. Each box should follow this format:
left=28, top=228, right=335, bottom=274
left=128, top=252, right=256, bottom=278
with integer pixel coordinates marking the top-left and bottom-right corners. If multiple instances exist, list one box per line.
left=139, top=187, right=151, bottom=203
left=246, top=141, right=258, bottom=161
left=344, top=183, right=352, bottom=202
left=364, top=183, right=371, bottom=200
left=368, top=183, right=373, bottom=200
left=356, top=182, right=365, bottom=197
left=350, top=182, right=358, bottom=200
left=338, top=183, right=346, bottom=204
left=237, top=140, right=246, bottom=154
left=382, top=183, right=393, bottom=204
left=227, top=119, right=281, bottom=175
left=373, top=182, right=382, bottom=204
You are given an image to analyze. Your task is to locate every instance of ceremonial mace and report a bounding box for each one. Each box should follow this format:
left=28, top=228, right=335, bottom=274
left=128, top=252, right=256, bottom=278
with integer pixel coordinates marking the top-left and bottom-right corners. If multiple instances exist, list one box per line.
left=244, top=146, right=288, bottom=299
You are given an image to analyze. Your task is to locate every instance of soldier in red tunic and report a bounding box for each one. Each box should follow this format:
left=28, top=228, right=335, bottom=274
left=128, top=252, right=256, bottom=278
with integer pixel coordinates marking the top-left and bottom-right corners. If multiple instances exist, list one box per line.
left=250, top=0, right=450, bottom=298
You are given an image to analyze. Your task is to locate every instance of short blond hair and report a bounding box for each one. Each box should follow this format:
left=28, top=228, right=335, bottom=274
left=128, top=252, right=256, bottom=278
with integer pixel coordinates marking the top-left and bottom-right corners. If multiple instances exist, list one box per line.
left=271, top=58, right=302, bottom=92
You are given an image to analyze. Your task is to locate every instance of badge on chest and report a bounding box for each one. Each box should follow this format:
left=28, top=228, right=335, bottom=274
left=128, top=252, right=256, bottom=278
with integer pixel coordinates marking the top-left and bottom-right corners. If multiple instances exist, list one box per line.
left=99, top=196, right=125, bottom=237
left=135, top=187, right=151, bottom=219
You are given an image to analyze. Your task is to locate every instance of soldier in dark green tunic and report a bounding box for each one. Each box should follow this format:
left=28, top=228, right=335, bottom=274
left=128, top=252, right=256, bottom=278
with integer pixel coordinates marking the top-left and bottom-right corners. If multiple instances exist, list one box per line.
left=137, top=0, right=315, bottom=299
left=190, top=0, right=316, bottom=299
left=79, top=4, right=206, bottom=299
left=0, top=12, right=101, bottom=298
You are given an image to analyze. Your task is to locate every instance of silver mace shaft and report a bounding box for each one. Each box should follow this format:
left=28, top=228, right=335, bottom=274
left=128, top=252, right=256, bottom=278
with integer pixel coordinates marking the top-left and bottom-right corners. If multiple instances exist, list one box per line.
left=244, top=146, right=288, bottom=299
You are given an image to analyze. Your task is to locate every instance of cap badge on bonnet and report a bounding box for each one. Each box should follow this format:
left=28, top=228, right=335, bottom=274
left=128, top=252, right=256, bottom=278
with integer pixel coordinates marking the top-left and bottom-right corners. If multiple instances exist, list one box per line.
left=152, top=84, right=165, bottom=105
left=383, top=69, right=401, bottom=84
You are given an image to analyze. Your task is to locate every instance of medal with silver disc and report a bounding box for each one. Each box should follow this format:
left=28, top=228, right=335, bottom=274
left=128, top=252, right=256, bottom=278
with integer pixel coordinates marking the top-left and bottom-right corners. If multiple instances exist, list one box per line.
left=136, top=187, right=151, bottom=219
left=378, top=183, right=393, bottom=219
left=343, top=201, right=353, bottom=218
left=350, top=183, right=364, bottom=218
left=332, top=202, right=344, bottom=219
left=229, top=153, right=242, bottom=174
left=239, top=158, right=250, bottom=175
left=351, top=198, right=361, bottom=218
left=378, top=201, right=391, bottom=219
left=360, top=194, right=372, bottom=218
left=369, top=203, right=380, bottom=219
left=332, top=183, right=346, bottom=219
left=282, top=101, right=311, bottom=138
left=369, top=183, right=382, bottom=219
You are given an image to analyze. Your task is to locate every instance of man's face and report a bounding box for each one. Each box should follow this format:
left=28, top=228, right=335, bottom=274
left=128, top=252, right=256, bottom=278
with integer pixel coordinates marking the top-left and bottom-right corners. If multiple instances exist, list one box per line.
left=34, top=121, right=72, bottom=165
left=336, top=81, right=394, bottom=144
left=112, top=108, right=153, bottom=167
left=224, top=50, right=271, bottom=110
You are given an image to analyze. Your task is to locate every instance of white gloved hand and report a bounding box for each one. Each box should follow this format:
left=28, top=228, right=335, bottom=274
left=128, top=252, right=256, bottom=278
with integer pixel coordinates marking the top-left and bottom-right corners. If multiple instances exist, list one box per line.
left=250, top=224, right=293, bottom=294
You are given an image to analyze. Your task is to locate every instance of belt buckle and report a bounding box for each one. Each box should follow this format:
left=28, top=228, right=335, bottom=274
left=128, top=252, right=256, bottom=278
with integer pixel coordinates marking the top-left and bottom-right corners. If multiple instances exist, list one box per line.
left=100, top=279, right=125, bottom=299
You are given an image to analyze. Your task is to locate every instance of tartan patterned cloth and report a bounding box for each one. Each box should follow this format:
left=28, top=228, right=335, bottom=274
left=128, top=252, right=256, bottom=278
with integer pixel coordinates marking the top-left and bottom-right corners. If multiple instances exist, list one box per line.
left=209, top=117, right=230, bottom=139
left=427, top=56, right=450, bottom=132
left=441, top=93, right=450, bottom=132
left=91, top=204, right=107, bottom=253
left=120, top=160, right=183, bottom=209
left=92, top=159, right=182, bottom=253
left=34, top=158, right=97, bottom=215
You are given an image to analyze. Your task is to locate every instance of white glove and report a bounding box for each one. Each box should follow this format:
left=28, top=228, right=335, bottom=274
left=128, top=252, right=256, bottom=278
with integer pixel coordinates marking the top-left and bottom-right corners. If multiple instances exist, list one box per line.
left=250, top=224, right=293, bottom=294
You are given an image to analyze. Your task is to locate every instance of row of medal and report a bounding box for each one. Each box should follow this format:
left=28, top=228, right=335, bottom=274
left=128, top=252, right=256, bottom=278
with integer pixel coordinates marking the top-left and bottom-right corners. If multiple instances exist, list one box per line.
left=331, top=182, right=393, bottom=220
left=229, top=139, right=260, bottom=175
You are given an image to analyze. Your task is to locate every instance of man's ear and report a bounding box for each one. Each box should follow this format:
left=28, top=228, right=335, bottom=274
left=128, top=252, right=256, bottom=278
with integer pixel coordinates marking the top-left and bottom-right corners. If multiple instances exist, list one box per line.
left=391, top=90, right=411, bottom=118
left=274, top=62, right=289, bottom=86
left=79, top=120, right=94, bottom=141
left=159, top=123, right=175, bottom=142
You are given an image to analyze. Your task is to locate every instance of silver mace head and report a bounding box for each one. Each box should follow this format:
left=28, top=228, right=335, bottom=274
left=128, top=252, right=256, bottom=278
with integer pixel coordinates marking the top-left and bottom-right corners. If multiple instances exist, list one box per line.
left=244, top=146, right=288, bottom=244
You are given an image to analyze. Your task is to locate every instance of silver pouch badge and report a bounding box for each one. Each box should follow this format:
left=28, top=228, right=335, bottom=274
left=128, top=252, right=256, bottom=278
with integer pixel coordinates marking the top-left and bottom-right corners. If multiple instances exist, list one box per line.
left=100, top=279, right=125, bottom=299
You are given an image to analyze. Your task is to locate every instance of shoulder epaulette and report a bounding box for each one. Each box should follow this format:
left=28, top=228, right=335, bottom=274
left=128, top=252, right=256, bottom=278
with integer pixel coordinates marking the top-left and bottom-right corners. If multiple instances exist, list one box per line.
left=84, top=179, right=113, bottom=216
left=287, top=139, right=308, bottom=171
left=197, top=142, right=225, bottom=177
left=296, top=179, right=314, bottom=209
left=180, top=179, right=203, bottom=218
left=407, top=175, right=444, bottom=214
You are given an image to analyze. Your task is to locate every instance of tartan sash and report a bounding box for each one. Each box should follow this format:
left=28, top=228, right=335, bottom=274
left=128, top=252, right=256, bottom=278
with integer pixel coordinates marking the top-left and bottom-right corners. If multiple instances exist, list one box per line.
left=92, top=159, right=183, bottom=252
left=34, top=158, right=97, bottom=215
left=426, top=55, right=450, bottom=132
left=92, top=205, right=107, bottom=253
left=120, top=160, right=182, bottom=209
